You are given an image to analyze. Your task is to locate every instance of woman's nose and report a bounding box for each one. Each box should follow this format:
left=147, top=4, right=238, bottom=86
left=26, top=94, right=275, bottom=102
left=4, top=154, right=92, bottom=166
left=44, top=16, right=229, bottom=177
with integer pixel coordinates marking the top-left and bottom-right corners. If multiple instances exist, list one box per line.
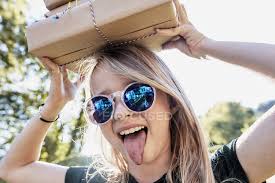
left=112, top=92, right=131, bottom=121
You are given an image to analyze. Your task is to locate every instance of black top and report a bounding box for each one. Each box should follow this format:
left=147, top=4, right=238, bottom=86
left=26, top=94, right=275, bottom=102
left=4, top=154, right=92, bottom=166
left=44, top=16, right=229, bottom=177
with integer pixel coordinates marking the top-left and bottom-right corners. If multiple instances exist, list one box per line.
left=65, top=138, right=263, bottom=183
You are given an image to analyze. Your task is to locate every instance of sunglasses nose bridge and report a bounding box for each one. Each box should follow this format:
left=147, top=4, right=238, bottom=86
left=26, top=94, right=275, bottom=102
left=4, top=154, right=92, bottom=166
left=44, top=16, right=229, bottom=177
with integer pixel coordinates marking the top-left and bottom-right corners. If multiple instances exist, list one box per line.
left=111, top=90, right=131, bottom=121
left=111, top=91, right=122, bottom=101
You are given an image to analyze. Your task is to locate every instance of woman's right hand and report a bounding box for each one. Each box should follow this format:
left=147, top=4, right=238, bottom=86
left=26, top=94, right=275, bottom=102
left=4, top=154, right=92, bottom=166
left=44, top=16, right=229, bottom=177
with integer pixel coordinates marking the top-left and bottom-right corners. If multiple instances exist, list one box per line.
left=39, top=57, right=84, bottom=118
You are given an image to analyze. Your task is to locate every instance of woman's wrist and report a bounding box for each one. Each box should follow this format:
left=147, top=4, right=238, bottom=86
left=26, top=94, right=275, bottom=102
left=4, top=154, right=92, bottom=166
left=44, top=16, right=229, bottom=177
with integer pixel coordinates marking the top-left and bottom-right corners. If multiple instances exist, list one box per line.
left=198, top=37, right=217, bottom=57
left=39, top=100, right=66, bottom=121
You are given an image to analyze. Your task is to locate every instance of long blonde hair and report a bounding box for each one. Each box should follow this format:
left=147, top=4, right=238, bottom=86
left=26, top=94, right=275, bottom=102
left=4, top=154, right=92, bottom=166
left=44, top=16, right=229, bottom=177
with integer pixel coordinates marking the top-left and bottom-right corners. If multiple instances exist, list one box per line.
left=80, top=44, right=215, bottom=183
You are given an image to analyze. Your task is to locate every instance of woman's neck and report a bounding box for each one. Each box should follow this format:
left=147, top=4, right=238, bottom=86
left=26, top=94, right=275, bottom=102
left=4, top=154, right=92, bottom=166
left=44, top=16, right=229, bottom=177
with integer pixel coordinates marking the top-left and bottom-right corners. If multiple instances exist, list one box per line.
left=128, top=145, right=172, bottom=183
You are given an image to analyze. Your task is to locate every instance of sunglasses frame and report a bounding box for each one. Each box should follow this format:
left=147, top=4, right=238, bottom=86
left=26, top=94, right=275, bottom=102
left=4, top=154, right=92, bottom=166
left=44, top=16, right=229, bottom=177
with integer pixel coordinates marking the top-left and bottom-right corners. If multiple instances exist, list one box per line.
left=83, top=81, right=156, bottom=125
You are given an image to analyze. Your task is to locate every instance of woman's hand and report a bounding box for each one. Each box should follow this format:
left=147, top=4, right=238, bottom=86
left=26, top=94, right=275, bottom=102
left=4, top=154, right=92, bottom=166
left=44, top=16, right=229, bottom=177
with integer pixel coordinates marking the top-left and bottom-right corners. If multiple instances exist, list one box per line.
left=156, top=22, right=211, bottom=59
left=39, top=57, right=84, bottom=118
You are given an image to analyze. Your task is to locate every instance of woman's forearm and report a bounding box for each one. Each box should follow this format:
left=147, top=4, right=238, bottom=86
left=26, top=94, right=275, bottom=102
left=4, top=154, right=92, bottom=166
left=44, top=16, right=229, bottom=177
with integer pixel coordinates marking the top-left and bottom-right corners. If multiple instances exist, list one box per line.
left=0, top=102, right=64, bottom=177
left=201, top=39, right=275, bottom=79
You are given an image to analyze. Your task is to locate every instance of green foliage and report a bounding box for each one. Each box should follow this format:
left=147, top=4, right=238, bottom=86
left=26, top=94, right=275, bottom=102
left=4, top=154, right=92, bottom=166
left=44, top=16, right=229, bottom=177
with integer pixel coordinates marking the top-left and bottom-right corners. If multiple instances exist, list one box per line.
left=58, top=155, right=94, bottom=166
left=202, top=102, right=256, bottom=145
left=0, top=0, right=29, bottom=77
left=40, top=110, right=88, bottom=163
left=0, top=0, right=35, bottom=158
left=0, top=0, right=86, bottom=167
left=208, top=144, right=223, bottom=154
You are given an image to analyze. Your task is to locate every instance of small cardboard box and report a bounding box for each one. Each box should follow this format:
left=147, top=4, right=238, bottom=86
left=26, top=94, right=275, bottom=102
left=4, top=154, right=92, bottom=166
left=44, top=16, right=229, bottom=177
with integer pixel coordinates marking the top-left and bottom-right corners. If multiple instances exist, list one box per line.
left=26, top=0, right=187, bottom=72
left=44, top=0, right=70, bottom=10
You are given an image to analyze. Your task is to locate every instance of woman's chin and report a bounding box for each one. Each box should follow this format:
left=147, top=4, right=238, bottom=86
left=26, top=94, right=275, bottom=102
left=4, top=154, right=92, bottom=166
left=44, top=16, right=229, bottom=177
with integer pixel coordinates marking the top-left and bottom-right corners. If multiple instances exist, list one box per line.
left=142, top=149, right=156, bottom=164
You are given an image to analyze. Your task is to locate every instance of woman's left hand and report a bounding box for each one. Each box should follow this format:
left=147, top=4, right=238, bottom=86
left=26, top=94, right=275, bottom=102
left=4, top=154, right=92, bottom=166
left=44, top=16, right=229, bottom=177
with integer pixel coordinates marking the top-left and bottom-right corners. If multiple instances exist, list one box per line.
left=155, top=22, right=210, bottom=59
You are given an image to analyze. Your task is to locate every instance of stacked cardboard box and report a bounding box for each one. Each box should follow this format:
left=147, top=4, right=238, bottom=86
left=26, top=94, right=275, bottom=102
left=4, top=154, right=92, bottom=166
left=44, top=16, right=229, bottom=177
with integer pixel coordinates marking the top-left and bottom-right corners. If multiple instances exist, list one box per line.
left=26, top=0, right=188, bottom=72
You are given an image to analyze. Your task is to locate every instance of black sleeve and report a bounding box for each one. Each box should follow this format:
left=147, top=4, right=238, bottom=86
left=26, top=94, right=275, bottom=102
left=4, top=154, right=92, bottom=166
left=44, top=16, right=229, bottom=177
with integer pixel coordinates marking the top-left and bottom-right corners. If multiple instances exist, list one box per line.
left=65, top=166, right=107, bottom=183
left=211, top=138, right=249, bottom=183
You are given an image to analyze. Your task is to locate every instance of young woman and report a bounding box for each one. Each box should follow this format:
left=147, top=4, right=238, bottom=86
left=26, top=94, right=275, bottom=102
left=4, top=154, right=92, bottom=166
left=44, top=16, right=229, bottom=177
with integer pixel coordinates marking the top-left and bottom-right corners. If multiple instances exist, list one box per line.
left=0, top=22, right=274, bottom=183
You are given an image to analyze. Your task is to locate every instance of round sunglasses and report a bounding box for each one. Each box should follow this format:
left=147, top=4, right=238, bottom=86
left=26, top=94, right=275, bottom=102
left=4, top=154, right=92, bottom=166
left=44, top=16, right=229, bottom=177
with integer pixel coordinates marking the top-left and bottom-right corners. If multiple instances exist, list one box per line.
left=83, top=82, right=156, bottom=125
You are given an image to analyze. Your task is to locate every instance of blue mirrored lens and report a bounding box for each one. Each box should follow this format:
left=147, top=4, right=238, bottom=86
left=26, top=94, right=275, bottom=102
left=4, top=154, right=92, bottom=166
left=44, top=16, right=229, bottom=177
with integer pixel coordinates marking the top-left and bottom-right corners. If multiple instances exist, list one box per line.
left=124, top=83, right=154, bottom=112
left=92, top=96, right=113, bottom=123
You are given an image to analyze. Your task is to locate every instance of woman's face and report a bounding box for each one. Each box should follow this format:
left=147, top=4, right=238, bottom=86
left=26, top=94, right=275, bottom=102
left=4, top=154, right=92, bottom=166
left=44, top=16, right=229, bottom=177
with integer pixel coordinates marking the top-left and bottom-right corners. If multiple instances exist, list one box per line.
left=90, top=62, right=172, bottom=166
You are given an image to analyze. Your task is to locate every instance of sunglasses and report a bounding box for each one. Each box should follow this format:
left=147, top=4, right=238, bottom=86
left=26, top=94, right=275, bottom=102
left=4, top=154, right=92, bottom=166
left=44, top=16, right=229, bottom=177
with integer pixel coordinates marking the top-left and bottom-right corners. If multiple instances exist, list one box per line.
left=84, top=82, right=156, bottom=125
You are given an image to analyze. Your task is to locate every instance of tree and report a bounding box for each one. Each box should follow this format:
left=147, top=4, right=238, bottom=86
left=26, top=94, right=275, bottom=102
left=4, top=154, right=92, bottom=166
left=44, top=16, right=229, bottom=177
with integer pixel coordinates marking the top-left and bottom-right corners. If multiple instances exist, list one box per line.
left=0, top=0, right=87, bottom=169
left=202, top=102, right=256, bottom=146
left=0, top=0, right=33, bottom=159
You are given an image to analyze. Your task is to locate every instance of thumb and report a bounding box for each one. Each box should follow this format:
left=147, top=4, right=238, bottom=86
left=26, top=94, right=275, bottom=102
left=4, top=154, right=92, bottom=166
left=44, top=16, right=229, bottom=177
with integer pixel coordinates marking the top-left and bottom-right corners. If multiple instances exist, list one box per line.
left=73, top=75, right=85, bottom=88
left=162, top=41, right=177, bottom=50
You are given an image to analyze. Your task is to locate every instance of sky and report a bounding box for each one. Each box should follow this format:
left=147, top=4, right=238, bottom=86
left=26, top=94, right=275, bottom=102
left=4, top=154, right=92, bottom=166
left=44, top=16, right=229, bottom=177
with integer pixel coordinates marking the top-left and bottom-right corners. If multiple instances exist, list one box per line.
left=26, top=1, right=275, bottom=181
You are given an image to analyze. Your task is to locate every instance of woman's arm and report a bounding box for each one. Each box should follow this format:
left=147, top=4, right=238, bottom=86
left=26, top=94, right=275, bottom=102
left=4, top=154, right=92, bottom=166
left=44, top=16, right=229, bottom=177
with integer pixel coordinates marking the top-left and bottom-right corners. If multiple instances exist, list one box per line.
left=0, top=104, right=68, bottom=183
left=201, top=40, right=275, bottom=79
left=156, top=23, right=275, bottom=183
left=198, top=39, right=275, bottom=182
left=0, top=58, right=82, bottom=183
left=156, top=24, right=275, bottom=79
left=236, top=103, right=275, bottom=183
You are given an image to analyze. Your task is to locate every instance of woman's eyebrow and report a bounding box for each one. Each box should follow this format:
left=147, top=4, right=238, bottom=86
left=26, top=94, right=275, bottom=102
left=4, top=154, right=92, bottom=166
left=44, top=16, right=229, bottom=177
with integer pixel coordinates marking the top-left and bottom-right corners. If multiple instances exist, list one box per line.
left=97, top=89, right=112, bottom=95
left=96, top=80, right=135, bottom=95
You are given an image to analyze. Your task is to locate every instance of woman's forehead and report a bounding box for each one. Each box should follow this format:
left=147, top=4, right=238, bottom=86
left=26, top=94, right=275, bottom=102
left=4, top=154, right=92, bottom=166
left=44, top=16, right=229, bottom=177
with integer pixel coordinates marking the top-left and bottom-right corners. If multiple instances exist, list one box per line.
left=93, top=80, right=134, bottom=96
left=90, top=66, right=134, bottom=95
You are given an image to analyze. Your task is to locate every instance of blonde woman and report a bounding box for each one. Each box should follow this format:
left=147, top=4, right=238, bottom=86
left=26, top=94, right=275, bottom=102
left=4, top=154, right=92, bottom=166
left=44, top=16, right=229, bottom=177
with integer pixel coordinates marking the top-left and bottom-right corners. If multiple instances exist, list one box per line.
left=0, top=22, right=275, bottom=183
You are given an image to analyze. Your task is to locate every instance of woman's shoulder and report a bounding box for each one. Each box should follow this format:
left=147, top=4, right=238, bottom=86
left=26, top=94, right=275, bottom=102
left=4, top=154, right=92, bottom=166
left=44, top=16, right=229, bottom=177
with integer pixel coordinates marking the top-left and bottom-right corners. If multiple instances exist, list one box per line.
left=210, top=138, right=250, bottom=183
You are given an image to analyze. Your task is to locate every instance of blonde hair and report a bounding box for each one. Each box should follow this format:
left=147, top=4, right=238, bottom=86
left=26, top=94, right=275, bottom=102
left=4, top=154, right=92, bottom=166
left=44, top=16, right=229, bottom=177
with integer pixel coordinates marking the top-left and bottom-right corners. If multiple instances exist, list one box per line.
left=80, top=44, right=216, bottom=183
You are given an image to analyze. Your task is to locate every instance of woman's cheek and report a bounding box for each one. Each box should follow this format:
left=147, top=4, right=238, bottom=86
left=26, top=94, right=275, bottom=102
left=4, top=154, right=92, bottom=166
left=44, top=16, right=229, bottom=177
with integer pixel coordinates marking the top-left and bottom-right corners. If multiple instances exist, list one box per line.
left=143, top=111, right=171, bottom=161
left=100, top=123, right=118, bottom=145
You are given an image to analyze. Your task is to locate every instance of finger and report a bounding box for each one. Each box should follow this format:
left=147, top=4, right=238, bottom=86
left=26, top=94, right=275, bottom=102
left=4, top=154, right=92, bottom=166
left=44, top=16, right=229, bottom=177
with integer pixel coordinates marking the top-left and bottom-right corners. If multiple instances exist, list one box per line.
left=156, top=24, right=192, bottom=37
left=162, top=35, right=186, bottom=50
left=155, top=26, right=182, bottom=37
left=73, top=75, right=85, bottom=88
left=175, top=41, right=192, bottom=56
left=172, top=39, right=196, bottom=58
left=61, top=65, right=70, bottom=82
left=162, top=41, right=177, bottom=50
left=178, top=24, right=194, bottom=38
left=170, top=35, right=181, bottom=42
left=160, top=35, right=181, bottom=50
left=38, top=57, right=52, bottom=71
left=39, top=57, right=60, bottom=73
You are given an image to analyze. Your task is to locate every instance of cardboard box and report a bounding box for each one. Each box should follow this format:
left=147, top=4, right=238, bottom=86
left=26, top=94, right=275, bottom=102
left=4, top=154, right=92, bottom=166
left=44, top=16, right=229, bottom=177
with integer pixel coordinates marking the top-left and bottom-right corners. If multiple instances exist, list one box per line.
left=44, top=0, right=87, bottom=17
left=44, top=0, right=70, bottom=10
left=26, top=0, right=188, bottom=72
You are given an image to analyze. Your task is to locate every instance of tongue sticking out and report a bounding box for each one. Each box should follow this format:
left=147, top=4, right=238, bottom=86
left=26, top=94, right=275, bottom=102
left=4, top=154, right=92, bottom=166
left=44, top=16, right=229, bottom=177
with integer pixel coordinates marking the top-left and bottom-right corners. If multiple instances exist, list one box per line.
left=123, top=129, right=147, bottom=165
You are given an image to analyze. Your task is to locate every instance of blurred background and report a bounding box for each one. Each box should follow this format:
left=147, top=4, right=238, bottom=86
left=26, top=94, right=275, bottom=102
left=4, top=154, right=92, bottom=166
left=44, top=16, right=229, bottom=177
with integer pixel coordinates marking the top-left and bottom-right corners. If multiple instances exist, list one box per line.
left=0, top=0, right=274, bottom=182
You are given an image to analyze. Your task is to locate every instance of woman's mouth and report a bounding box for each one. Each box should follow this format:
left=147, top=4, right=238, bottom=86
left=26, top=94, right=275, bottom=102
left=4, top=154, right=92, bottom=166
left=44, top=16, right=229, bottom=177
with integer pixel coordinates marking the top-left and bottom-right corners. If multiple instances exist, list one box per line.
left=118, top=126, right=148, bottom=142
left=117, top=126, right=148, bottom=165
